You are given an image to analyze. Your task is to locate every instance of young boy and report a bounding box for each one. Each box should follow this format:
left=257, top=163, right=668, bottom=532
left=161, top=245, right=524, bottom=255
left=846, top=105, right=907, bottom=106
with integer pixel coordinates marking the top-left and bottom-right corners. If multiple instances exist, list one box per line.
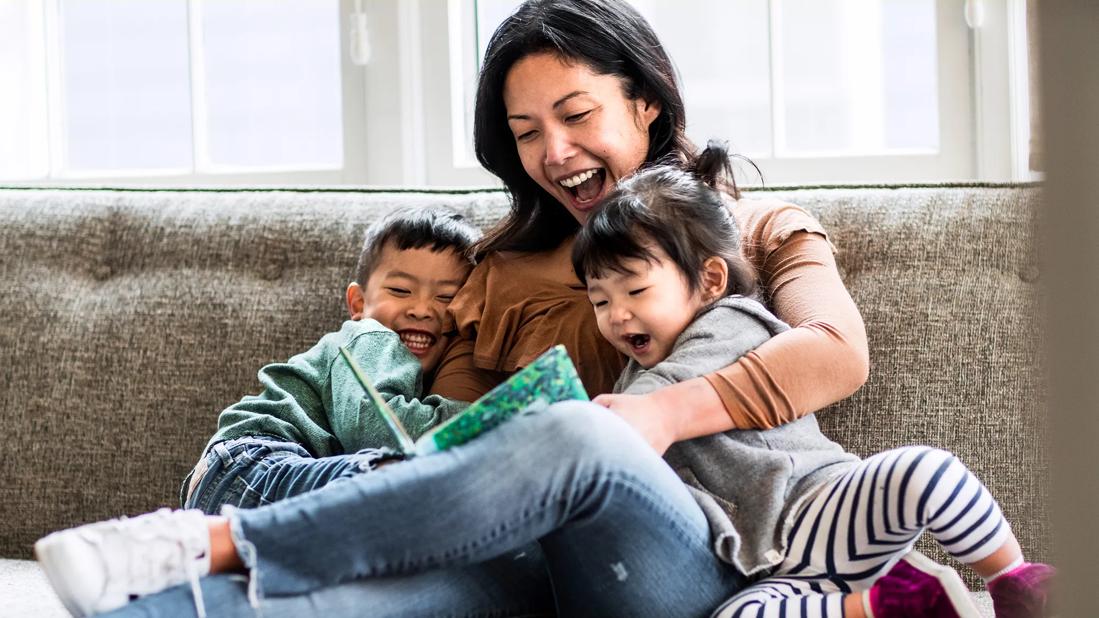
left=181, top=206, right=479, bottom=514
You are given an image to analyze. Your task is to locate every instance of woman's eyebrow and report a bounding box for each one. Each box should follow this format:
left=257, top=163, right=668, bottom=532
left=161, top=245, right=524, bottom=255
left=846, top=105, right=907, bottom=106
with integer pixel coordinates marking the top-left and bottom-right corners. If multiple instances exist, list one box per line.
left=507, top=91, right=589, bottom=120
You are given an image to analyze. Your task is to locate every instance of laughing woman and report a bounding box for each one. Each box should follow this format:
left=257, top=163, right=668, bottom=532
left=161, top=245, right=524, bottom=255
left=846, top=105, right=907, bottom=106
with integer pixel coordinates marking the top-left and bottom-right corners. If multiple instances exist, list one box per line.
left=33, top=1, right=871, bottom=616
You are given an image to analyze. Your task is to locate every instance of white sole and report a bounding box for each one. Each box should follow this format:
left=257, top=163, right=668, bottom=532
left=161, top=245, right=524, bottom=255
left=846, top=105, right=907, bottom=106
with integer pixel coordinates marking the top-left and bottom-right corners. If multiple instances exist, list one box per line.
left=35, top=531, right=129, bottom=618
left=34, top=534, right=92, bottom=618
left=903, top=549, right=983, bottom=618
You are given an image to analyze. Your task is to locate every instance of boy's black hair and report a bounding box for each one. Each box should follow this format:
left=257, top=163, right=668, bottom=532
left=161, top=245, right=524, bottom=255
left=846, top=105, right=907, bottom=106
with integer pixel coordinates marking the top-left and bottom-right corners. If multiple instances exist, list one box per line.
left=354, top=208, right=482, bottom=285
left=571, top=141, right=756, bottom=299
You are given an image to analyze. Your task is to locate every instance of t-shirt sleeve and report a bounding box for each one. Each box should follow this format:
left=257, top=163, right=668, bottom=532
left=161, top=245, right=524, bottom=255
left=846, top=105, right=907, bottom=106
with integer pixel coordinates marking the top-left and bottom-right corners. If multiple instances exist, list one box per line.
left=707, top=199, right=870, bottom=429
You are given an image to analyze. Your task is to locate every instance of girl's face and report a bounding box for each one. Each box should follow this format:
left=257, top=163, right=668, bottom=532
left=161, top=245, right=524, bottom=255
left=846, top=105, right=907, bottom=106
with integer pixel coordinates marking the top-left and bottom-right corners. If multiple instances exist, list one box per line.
left=585, top=247, right=708, bottom=369
left=503, top=52, right=661, bottom=225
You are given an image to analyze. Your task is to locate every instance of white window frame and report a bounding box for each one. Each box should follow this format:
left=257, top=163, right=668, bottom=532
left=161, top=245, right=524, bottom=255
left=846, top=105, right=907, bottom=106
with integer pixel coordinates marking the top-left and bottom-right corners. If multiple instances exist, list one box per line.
left=385, top=0, right=1038, bottom=187
left=17, top=0, right=369, bottom=187
left=9, top=0, right=1037, bottom=188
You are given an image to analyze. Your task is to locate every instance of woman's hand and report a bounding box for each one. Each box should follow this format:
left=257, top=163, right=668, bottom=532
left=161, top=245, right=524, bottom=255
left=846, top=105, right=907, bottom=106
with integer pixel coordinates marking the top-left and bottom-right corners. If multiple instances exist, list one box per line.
left=593, top=392, right=678, bottom=455
left=592, top=377, right=738, bottom=455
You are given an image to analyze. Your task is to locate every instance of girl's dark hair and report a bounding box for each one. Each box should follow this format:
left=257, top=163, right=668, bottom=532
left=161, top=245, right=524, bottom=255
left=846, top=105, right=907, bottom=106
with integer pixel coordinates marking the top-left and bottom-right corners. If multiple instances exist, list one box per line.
left=571, top=141, right=756, bottom=300
left=473, top=0, right=743, bottom=258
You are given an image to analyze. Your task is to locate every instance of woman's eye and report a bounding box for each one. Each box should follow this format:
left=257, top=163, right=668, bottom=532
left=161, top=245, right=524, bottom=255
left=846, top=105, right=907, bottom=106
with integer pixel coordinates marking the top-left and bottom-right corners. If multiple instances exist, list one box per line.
left=565, top=111, right=591, bottom=123
left=516, top=130, right=537, bottom=142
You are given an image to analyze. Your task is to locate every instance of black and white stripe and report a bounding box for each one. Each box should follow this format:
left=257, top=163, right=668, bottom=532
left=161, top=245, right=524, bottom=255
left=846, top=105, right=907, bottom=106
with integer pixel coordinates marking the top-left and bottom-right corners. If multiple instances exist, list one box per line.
left=712, top=447, right=1009, bottom=618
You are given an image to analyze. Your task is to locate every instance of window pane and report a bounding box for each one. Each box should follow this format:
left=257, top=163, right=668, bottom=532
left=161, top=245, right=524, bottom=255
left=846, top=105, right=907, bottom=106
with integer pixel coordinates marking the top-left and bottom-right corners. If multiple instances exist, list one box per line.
left=60, top=0, right=193, bottom=172
left=0, top=0, right=49, bottom=180
left=472, top=0, right=772, bottom=159
left=632, top=0, right=772, bottom=158
left=198, top=0, right=342, bottom=169
left=781, top=0, right=938, bottom=155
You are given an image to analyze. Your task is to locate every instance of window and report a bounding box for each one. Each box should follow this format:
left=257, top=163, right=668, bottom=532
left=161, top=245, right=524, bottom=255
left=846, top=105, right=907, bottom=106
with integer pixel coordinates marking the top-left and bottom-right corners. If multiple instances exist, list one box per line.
left=0, top=0, right=362, bottom=184
left=1, top=0, right=1035, bottom=187
left=430, top=0, right=1034, bottom=186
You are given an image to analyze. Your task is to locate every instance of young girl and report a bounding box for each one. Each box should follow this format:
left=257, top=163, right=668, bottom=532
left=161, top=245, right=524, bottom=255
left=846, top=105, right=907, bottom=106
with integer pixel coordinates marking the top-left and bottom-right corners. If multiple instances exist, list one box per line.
left=571, top=144, right=1054, bottom=618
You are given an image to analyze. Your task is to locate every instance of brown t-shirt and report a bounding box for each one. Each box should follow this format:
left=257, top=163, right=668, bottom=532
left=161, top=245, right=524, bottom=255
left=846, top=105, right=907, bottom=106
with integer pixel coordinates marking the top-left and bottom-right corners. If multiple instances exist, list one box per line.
left=431, top=197, right=869, bottom=429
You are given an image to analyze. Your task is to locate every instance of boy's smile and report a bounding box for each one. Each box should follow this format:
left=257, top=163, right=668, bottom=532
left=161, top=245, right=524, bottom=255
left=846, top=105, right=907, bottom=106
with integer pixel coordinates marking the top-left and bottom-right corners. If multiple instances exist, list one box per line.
left=348, top=243, right=472, bottom=373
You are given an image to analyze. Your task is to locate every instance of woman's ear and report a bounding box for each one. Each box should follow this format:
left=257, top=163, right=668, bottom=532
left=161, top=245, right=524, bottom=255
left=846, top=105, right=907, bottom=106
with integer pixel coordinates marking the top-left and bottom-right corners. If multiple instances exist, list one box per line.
left=700, top=257, right=728, bottom=303
left=346, top=282, right=366, bottom=320
left=637, top=97, right=662, bottom=129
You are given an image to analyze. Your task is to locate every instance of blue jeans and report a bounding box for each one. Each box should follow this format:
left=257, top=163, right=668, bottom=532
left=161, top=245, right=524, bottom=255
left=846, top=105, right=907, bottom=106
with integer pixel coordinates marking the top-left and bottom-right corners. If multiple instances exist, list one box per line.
left=182, top=436, right=402, bottom=513
left=107, top=402, right=747, bottom=617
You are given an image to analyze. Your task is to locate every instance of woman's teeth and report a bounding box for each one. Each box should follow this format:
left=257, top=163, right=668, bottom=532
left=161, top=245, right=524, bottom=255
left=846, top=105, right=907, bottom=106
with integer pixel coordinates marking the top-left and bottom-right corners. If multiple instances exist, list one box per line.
left=399, top=331, right=435, bottom=351
left=559, top=169, right=598, bottom=188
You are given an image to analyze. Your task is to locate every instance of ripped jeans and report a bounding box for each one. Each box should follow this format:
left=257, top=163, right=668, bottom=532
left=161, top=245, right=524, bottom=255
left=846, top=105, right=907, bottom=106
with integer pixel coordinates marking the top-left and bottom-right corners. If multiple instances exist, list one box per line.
left=104, top=402, right=747, bottom=618
left=181, top=436, right=404, bottom=513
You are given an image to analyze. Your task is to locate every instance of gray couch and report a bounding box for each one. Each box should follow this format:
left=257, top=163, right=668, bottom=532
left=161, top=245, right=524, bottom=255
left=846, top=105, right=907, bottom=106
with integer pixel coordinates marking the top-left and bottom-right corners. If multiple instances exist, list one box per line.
left=0, top=184, right=1045, bottom=616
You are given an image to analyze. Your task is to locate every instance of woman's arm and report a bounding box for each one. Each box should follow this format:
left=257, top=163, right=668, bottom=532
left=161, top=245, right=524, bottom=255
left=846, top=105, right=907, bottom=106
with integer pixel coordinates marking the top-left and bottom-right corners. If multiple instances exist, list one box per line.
left=596, top=219, right=868, bottom=452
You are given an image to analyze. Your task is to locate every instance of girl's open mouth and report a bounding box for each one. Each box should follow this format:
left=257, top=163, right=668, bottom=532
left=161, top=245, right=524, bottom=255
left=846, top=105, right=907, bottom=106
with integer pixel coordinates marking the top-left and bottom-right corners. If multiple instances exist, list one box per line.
left=624, top=333, right=651, bottom=355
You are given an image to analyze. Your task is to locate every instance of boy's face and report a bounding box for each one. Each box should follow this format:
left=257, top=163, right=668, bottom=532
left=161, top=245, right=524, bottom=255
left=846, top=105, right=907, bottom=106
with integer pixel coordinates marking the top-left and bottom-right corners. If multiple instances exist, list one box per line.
left=347, top=243, right=472, bottom=373
left=585, top=247, right=707, bottom=369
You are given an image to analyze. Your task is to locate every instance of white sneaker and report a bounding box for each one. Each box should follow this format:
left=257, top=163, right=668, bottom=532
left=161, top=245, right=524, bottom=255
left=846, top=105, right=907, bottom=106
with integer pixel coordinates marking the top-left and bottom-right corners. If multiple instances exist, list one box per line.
left=34, top=508, right=211, bottom=617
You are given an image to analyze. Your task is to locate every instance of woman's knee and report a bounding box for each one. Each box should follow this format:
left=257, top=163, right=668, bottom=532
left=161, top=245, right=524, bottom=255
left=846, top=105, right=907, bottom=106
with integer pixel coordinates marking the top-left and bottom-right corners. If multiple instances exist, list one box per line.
left=524, top=401, right=654, bottom=468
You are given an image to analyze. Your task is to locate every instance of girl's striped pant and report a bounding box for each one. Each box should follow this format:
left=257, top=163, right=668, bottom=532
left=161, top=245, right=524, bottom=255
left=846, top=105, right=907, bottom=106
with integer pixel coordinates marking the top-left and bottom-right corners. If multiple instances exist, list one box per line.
left=713, top=446, right=1011, bottom=618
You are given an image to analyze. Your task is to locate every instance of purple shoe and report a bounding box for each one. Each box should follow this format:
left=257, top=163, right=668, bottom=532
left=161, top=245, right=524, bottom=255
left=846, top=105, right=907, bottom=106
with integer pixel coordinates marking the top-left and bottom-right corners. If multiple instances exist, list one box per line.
left=870, top=550, right=982, bottom=618
left=987, top=562, right=1055, bottom=618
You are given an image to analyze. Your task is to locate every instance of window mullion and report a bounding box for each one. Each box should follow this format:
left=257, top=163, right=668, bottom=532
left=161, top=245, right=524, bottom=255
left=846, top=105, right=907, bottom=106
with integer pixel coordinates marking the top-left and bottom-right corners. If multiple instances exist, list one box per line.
left=186, top=0, right=209, bottom=174
left=767, top=0, right=784, bottom=159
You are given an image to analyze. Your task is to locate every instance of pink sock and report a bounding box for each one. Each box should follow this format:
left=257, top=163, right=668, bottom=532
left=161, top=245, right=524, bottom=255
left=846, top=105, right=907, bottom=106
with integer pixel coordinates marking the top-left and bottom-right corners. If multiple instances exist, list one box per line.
left=866, top=585, right=882, bottom=617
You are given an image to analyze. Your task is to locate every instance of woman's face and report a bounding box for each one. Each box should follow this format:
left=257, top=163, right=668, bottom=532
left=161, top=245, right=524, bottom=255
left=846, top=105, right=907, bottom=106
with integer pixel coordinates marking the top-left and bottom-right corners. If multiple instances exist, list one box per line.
left=503, top=52, right=661, bottom=225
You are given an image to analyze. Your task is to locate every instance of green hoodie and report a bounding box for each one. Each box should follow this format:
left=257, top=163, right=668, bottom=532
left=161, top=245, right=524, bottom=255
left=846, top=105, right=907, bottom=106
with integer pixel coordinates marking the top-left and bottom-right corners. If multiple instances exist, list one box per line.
left=205, top=319, right=468, bottom=457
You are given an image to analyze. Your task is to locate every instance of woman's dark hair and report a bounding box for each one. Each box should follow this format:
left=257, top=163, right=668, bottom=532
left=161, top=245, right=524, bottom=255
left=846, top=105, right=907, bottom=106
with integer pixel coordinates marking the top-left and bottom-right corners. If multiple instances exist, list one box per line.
left=571, top=141, right=757, bottom=300
left=473, top=0, right=742, bottom=258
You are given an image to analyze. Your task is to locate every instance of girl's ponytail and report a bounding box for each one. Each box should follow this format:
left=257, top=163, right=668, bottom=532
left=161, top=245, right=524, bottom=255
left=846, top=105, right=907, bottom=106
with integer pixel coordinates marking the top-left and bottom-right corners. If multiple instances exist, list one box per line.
left=689, top=140, right=734, bottom=191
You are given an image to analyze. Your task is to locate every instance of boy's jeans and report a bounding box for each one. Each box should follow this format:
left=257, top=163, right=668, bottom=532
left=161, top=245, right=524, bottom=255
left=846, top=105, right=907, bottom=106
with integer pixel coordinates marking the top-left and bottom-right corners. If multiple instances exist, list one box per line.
left=109, top=402, right=747, bottom=618
left=182, top=436, right=402, bottom=513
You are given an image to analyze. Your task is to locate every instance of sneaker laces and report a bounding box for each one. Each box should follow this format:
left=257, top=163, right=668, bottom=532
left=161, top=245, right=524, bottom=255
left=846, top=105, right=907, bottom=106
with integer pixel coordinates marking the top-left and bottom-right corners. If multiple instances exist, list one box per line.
left=100, top=509, right=209, bottom=618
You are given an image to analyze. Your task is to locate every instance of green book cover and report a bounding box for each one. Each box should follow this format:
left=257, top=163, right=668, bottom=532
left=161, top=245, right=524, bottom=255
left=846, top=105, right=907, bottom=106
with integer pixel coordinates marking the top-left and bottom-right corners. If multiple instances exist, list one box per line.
left=339, top=344, right=588, bottom=457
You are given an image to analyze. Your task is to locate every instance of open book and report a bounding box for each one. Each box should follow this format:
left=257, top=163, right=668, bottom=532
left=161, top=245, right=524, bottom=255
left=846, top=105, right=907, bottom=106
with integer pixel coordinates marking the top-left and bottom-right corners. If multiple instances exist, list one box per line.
left=339, top=344, right=588, bottom=456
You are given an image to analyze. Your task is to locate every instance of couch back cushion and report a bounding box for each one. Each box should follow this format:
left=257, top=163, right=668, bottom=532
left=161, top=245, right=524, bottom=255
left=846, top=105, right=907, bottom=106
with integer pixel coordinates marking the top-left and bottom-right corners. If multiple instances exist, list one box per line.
left=0, top=185, right=1044, bottom=567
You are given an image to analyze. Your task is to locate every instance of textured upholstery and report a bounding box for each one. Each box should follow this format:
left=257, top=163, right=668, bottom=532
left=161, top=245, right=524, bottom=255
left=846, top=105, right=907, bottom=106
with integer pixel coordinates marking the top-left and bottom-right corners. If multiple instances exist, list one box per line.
left=0, top=185, right=1045, bottom=599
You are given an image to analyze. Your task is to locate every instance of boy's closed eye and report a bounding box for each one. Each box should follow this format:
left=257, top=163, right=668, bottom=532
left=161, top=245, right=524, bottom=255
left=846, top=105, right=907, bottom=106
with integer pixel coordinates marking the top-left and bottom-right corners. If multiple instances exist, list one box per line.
left=385, top=287, right=411, bottom=297
left=628, top=287, right=648, bottom=296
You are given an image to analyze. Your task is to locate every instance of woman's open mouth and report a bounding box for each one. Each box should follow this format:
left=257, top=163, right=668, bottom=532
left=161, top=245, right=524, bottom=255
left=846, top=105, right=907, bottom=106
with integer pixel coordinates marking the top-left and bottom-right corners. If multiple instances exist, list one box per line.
left=559, top=168, right=607, bottom=206
left=397, top=329, right=437, bottom=357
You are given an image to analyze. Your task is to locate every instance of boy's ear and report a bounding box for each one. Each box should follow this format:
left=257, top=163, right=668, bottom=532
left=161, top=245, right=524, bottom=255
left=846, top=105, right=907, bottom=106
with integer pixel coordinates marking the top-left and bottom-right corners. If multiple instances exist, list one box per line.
left=346, top=282, right=366, bottom=320
left=700, top=257, right=728, bottom=303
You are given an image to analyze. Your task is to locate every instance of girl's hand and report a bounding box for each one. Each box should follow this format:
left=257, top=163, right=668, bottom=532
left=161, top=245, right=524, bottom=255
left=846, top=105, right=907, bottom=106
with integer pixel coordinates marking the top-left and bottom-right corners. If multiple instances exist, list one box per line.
left=592, top=392, right=677, bottom=455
